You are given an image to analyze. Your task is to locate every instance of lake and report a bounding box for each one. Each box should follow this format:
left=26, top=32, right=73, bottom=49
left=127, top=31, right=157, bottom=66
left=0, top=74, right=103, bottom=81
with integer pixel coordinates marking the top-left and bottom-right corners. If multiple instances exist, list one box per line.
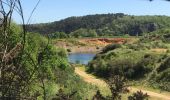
left=68, top=53, right=95, bottom=65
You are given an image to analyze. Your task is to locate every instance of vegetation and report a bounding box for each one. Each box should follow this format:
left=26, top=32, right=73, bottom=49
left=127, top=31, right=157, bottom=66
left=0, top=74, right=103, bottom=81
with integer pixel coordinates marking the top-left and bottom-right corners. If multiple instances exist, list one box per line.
left=70, top=28, right=97, bottom=38
left=92, top=75, right=130, bottom=100
left=27, top=13, right=170, bottom=37
left=49, top=32, right=69, bottom=39
left=0, top=24, right=96, bottom=99
left=106, top=75, right=129, bottom=100
left=92, top=90, right=106, bottom=100
left=87, top=29, right=170, bottom=92
left=52, top=88, right=77, bottom=100
left=90, top=74, right=150, bottom=100
left=128, top=90, right=149, bottom=100
left=0, top=2, right=96, bottom=99
left=1, top=1, right=170, bottom=100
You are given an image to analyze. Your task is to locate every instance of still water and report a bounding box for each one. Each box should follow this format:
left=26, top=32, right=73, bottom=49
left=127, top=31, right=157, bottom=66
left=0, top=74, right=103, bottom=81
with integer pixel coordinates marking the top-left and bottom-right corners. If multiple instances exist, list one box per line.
left=68, top=53, right=95, bottom=65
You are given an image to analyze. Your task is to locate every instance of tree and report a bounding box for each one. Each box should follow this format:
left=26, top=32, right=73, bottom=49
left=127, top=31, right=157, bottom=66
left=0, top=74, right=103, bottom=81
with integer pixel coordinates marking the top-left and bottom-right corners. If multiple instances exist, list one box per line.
left=70, top=28, right=98, bottom=38
left=49, top=32, right=68, bottom=39
left=128, top=90, right=149, bottom=100
left=52, top=89, right=77, bottom=100
left=0, top=1, right=56, bottom=99
left=27, top=13, right=170, bottom=37
left=106, top=75, right=129, bottom=100
left=92, top=90, right=106, bottom=100
left=0, top=1, right=29, bottom=99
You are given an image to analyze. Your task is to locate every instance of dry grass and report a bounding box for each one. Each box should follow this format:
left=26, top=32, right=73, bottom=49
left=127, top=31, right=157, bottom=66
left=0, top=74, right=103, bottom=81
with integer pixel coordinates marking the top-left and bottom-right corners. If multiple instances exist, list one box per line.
left=150, top=48, right=168, bottom=53
left=75, top=67, right=170, bottom=100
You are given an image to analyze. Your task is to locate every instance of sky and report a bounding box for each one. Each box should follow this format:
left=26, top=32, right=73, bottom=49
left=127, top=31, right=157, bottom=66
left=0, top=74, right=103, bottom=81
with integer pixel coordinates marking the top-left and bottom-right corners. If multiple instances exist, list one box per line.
left=13, top=0, right=170, bottom=24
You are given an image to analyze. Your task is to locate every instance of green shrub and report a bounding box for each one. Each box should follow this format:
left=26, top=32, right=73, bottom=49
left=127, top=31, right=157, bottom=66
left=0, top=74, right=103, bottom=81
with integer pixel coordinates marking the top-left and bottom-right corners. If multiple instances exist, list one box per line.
left=70, top=28, right=97, bottom=38
left=157, top=57, right=170, bottom=72
left=49, top=32, right=68, bottom=39
left=67, top=49, right=72, bottom=52
left=128, top=90, right=149, bottom=100
left=101, top=44, right=121, bottom=54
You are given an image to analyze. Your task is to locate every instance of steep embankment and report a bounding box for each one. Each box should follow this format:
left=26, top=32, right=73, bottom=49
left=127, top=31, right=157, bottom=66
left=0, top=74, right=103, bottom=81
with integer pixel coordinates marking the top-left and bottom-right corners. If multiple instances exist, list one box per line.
left=75, top=67, right=170, bottom=100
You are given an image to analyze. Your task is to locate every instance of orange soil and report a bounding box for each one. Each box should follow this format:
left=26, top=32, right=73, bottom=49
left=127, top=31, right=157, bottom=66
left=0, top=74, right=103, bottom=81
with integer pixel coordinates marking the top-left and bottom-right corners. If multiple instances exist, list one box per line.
left=55, top=38, right=138, bottom=53
left=79, top=38, right=129, bottom=46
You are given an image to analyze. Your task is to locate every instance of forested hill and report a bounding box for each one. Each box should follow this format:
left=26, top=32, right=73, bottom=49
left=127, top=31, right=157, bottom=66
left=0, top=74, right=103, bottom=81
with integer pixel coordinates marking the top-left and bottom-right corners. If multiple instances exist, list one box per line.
left=27, top=13, right=170, bottom=36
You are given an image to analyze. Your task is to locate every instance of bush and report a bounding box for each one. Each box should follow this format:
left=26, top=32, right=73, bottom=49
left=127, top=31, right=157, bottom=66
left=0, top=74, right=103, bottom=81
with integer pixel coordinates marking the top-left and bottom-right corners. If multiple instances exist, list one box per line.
left=157, top=57, right=170, bottom=72
left=101, top=44, right=121, bottom=54
left=128, top=90, right=149, bottom=100
left=49, top=32, right=68, bottom=39
left=67, top=49, right=72, bottom=52
left=70, top=28, right=97, bottom=38
left=159, top=82, right=170, bottom=92
left=92, top=90, right=106, bottom=100
left=106, top=75, right=129, bottom=100
left=155, top=68, right=170, bottom=82
left=88, top=48, right=162, bottom=80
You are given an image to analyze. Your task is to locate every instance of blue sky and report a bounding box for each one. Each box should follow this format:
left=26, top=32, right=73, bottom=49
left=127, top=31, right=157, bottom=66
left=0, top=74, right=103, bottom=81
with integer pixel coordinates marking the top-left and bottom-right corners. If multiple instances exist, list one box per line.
left=14, top=0, right=170, bottom=23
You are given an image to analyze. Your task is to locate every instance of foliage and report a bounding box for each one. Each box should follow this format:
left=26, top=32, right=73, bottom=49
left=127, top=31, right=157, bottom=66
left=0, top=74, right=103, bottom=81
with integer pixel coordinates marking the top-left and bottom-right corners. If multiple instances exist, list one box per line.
left=52, top=89, right=77, bottom=100
left=106, top=75, right=129, bottom=100
left=0, top=22, right=96, bottom=99
left=88, top=31, right=170, bottom=92
left=92, top=90, right=106, bottom=100
left=92, top=75, right=129, bottom=100
left=128, top=90, right=149, bottom=100
left=70, top=28, right=97, bottom=38
left=49, top=32, right=69, bottom=39
left=54, top=65, right=97, bottom=100
left=101, top=44, right=121, bottom=54
left=27, top=14, right=170, bottom=36
left=157, top=57, right=170, bottom=72
left=89, top=49, right=156, bottom=79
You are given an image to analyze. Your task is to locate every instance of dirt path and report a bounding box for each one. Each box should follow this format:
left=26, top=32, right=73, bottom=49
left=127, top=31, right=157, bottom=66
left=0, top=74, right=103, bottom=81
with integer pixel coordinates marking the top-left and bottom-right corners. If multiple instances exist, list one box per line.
left=75, top=67, right=108, bottom=87
left=150, top=48, right=168, bottom=53
left=75, top=67, right=170, bottom=100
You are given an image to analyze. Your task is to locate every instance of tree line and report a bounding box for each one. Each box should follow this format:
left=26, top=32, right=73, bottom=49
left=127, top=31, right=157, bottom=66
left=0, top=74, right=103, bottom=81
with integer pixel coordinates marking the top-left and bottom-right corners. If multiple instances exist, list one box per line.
left=27, top=13, right=170, bottom=37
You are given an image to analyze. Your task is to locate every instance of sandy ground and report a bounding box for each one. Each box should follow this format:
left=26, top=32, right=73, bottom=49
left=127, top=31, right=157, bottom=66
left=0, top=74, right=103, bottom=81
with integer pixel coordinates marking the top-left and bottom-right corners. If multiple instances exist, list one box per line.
left=75, top=67, right=170, bottom=100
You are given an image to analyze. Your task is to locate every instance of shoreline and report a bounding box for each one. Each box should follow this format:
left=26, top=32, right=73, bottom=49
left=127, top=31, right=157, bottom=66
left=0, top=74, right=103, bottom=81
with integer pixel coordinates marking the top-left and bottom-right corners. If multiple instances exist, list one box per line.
left=68, top=51, right=98, bottom=54
left=66, top=46, right=102, bottom=54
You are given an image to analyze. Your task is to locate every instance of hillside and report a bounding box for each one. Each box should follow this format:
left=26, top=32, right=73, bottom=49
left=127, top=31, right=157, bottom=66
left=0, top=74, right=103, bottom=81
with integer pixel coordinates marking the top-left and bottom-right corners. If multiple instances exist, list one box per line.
left=75, top=67, right=170, bottom=100
left=27, top=13, right=170, bottom=36
left=87, top=29, right=170, bottom=92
